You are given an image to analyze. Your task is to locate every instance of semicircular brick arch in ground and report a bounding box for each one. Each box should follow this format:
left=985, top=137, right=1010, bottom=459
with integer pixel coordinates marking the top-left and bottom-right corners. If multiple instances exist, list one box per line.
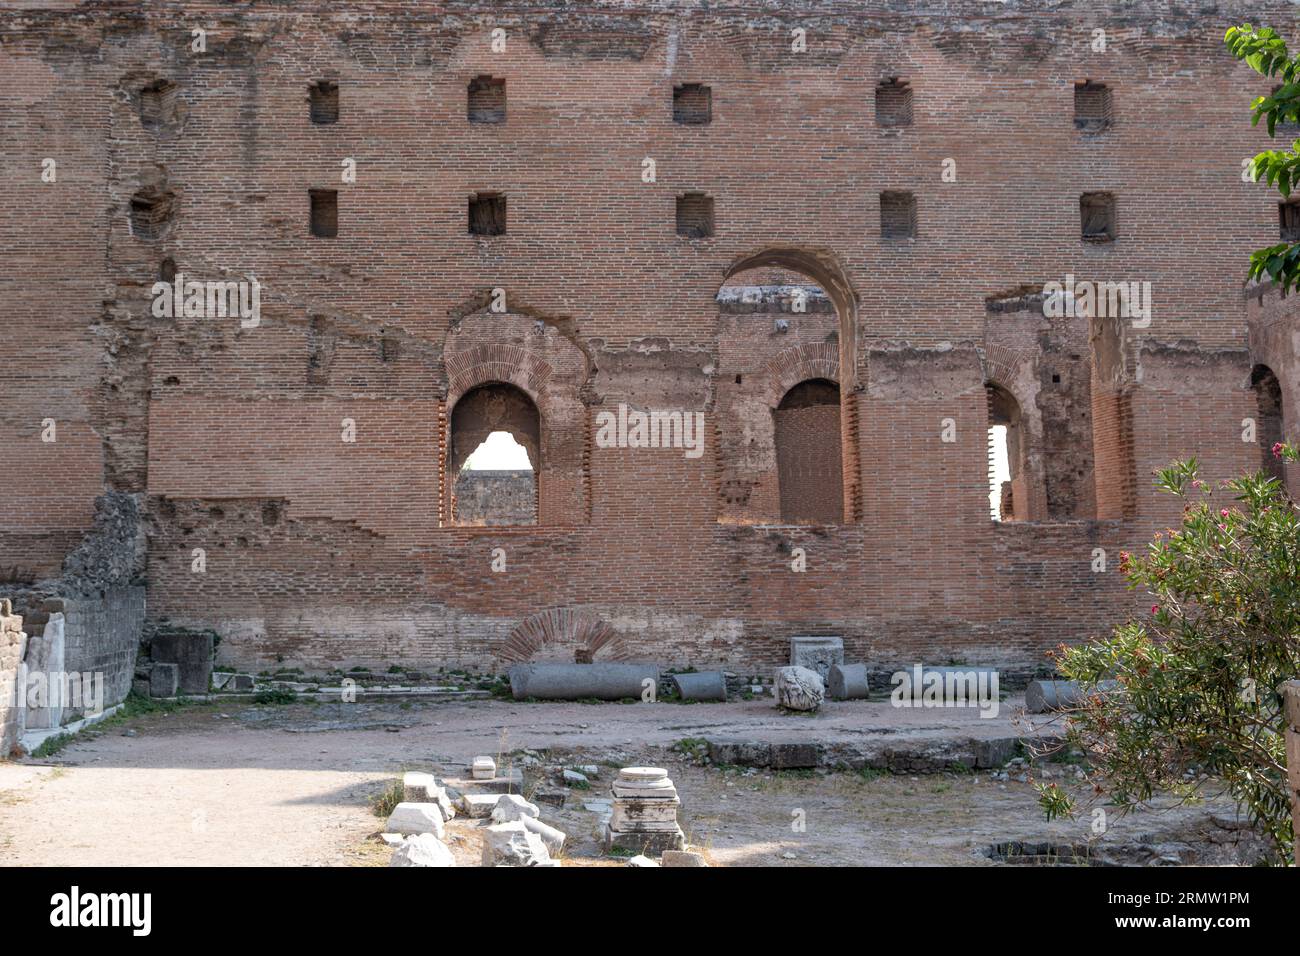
left=499, top=608, right=627, bottom=664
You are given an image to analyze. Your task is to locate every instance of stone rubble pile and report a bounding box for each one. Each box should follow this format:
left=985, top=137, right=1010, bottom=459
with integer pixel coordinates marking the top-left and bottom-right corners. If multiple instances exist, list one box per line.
left=384, top=754, right=572, bottom=868
left=385, top=756, right=710, bottom=867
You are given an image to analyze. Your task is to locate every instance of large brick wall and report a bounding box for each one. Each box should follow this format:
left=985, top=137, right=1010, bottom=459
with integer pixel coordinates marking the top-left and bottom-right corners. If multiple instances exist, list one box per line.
left=1, top=1, right=1298, bottom=678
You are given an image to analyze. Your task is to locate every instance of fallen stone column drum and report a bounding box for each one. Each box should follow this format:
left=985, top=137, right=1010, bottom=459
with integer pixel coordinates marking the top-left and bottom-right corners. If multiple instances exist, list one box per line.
left=1025, top=679, right=1119, bottom=714
left=828, top=663, right=869, bottom=700
left=509, top=663, right=660, bottom=701
left=669, top=671, right=727, bottom=702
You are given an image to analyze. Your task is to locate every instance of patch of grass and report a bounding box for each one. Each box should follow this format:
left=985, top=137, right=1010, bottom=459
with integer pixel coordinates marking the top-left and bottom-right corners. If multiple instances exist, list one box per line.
left=606, top=846, right=636, bottom=858
left=31, top=733, right=75, bottom=759
left=856, top=766, right=886, bottom=782
left=673, top=737, right=709, bottom=758
left=775, top=768, right=817, bottom=780
left=371, top=779, right=404, bottom=818
left=90, top=690, right=201, bottom=735
left=253, top=688, right=297, bottom=705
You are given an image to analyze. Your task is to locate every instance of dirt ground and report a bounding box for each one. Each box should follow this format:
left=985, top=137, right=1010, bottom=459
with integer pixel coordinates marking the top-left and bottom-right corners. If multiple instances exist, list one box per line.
left=0, top=696, right=1266, bottom=867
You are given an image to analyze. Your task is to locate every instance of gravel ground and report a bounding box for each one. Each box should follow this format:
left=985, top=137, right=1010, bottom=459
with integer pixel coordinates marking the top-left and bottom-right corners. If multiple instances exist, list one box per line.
left=0, top=696, right=1267, bottom=867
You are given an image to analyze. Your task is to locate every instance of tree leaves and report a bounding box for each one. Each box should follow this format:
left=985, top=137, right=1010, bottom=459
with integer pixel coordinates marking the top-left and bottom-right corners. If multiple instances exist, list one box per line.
left=1228, top=25, right=1300, bottom=293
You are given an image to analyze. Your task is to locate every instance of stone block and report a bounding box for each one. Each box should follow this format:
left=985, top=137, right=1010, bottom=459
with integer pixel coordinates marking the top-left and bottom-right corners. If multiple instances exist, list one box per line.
left=149, top=662, right=179, bottom=698
left=390, top=833, right=455, bottom=867
left=770, top=742, right=820, bottom=769
left=459, top=793, right=504, bottom=818
left=403, top=771, right=437, bottom=802
left=440, top=767, right=523, bottom=794
left=385, top=802, right=445, bottom=838
left=491, top=793, right=540, bottom=823
left=789, top=636, right=844, bottom=682
left=149, top=631, right=214, bottom=695
left=482, top=821, right=555, bottom=867
left=605, top=824, right=685, bottom=855
left=611, top=800, right=682, bottom=830
left=662, top=850, right=708, bottom=867
left=471, top=755, right=496, bottom=779
left=532, top=785, right=567, bottom=808
left=706, top=739, right=772, bottom=767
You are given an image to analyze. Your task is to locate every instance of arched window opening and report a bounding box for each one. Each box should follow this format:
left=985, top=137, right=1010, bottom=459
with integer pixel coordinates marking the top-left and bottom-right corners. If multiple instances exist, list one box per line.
left=774, top=379, right=843, bottom=524
left=448, top=383, right=539, bottom=526
left=1251, top=364, right=1286, bottom=484
left=987, top=384, right=1025, bottom=522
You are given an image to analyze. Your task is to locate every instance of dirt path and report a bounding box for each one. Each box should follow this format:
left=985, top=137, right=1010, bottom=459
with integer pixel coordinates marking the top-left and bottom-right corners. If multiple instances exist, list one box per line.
left=0, top=697, right=1263, bottom=867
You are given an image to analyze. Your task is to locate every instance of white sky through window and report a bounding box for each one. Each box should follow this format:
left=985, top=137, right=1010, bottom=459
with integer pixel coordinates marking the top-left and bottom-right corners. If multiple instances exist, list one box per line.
left=988, top=424, right=1010, bottom=520
left=462, top=430, right=532, bottom=471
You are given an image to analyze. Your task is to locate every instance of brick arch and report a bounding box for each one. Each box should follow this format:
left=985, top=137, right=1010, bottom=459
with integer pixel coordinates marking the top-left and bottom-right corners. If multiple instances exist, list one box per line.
left=498, top=607, right=629, bottom=664
left=444, top=345, right=554, bottom=407
left=722, top=247, right=858, bottom=361
left=981, top=344, right=1034, bottom=395
left=722, top=246, right=861, bottom=520
left=765, top=342, right=840, bottom=407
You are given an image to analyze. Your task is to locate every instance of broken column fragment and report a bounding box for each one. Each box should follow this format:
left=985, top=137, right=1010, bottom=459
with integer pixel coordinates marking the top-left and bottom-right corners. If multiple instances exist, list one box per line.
left=669, top=671, right=727, bottom=701
left=1025, top=679, right=1118, bottom=713
left=828, top=662, right=869, bottom=700
left=775, top=665, right=824, bottom=712
left=385, top=802, right=446, bottom=838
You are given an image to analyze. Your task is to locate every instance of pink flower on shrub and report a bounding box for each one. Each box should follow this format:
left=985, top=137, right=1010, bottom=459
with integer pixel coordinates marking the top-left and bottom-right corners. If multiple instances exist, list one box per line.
left=1273, top=442, right=1285, bottom=459
left=1220, top=509, right=1229, bottom=518
left=1151, top=605, right=1160, bottom=614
